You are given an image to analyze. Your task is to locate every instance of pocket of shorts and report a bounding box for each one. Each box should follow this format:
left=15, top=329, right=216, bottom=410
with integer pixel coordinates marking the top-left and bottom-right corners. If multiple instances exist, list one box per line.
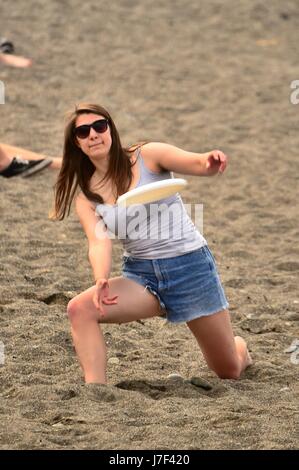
left=204, top=246, right=217, bottom=272
left=206, top=246, right=216, bottom=263
left=122, top=256, right=131, bottom=270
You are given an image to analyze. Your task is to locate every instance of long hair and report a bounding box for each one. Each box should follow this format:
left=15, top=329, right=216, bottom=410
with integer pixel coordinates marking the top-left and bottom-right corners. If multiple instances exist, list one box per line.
left=52, top=103, right=138, bottom=220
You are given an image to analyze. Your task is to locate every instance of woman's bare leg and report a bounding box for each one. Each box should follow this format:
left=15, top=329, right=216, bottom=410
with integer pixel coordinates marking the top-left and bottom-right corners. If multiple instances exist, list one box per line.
left=0, top=145, right=12, bottom=171
left=67, top=276, right=164, bottom=384
left=187, top=309, right=252, bottom=379
left=0, top=52, right=32, bottom=68
left=0, top=143, right=62, bottom=169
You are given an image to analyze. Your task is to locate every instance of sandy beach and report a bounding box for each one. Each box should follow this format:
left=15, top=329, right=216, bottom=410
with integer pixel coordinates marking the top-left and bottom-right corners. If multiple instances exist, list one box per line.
left=0, top=0, right=298, bottom=449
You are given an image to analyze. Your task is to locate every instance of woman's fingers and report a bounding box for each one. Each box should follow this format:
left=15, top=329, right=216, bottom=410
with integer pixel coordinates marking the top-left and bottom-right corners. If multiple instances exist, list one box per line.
left=93, top=281, right=118, bottom=314
left=92, top=279, right=119, bottom=315
left=206, top=150, right=228, bottom=173
left=102, top=295, right=118, bottom=305
left=93, top=290, right=105, bottom=315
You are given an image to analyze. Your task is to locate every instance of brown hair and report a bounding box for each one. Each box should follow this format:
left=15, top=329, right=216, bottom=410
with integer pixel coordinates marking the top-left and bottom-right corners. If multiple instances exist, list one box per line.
left=52, top=103, right=139, bottom=220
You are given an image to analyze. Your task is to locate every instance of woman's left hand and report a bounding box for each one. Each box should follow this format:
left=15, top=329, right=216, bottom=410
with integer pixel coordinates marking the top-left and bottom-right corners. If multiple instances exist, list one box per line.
left=205, top=150, right=228, bottom=175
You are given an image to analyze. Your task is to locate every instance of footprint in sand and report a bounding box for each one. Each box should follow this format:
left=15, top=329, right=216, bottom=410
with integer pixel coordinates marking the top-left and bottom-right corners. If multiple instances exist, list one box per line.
left=115, top=378, right=224, bottom=400
left=276, top=262, right=299, bottom=272
left=225, top=278, right=248, bottom=289
left=227, top=250, right=253, bottom=259
left=84, top=384, right=123, bottom=402
left=39, top=292, right=74, bottom=306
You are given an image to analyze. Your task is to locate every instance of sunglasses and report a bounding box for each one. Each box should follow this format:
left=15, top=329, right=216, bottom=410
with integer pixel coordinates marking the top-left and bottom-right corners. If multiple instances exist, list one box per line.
left=74, top=119, right=109, bottom=139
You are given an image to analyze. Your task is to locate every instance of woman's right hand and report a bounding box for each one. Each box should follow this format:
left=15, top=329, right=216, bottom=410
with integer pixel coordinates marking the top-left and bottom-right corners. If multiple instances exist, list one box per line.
left=93, top=278, right=118, bottom=317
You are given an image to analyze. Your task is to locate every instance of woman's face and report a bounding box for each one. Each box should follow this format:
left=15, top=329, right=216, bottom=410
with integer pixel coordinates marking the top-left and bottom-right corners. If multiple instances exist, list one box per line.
left=74, top=113, right=112, bottom=162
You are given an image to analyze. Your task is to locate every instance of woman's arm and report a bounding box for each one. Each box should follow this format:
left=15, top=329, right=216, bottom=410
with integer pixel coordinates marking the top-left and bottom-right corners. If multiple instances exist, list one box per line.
left=76, top=194, right=118, bottom=314
left=141, top=142, right=228, bottom=176
left=75, top=194, right=113, bottom=281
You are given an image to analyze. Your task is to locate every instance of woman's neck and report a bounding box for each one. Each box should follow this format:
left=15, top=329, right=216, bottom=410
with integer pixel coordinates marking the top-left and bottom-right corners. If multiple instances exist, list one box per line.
left=90, top=155, right=110, bottom=179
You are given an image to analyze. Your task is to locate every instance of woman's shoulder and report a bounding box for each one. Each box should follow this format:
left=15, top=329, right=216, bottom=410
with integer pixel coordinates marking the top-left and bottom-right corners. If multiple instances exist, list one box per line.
left=141, top=142, right=174, bottom=152
left=128, top=142, right=173, bottom=172
left=128, top=141, right=165, bottom=152
left=128, top=142, right=144, bottom=153
left=137, top=142, right=170, bottom=173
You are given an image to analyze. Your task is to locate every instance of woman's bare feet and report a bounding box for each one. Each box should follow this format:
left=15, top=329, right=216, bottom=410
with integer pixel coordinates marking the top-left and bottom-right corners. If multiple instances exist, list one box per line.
left=235, top=335, right=253, bottom=371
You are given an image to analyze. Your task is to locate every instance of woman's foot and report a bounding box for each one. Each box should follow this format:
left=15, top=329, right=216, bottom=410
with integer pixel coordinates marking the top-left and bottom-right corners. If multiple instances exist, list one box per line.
left=235, top=335, right=253, bottom=370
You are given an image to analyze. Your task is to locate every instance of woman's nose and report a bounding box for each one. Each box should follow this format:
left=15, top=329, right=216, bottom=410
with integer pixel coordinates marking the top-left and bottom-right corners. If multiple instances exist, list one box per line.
left=89, top=127, right=99, bottom=138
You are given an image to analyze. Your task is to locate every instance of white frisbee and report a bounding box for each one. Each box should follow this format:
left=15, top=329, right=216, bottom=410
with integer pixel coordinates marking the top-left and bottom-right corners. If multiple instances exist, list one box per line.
left=117, top=178, right=187, bottom=206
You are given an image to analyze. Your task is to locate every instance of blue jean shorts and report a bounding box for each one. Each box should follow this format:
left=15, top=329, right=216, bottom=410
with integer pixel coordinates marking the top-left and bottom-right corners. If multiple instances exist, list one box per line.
left=122, top=245, right=229, bottom=323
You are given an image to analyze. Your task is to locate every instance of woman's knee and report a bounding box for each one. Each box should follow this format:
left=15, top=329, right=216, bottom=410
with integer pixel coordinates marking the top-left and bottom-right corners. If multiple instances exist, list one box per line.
left=67, top=296, right=84, bottom=323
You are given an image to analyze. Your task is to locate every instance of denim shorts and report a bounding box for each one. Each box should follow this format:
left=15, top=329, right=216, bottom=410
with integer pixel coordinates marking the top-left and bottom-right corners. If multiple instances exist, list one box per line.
left=122, top=245, right=229, bottom=323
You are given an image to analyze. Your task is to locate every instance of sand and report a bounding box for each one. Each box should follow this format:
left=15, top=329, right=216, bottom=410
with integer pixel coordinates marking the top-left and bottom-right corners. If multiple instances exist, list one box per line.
left=0, top=0, right=298, bottom=450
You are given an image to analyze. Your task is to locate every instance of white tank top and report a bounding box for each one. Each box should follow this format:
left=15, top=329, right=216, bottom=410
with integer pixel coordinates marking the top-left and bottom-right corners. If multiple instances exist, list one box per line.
left=95, top=147, right=206, bottom=259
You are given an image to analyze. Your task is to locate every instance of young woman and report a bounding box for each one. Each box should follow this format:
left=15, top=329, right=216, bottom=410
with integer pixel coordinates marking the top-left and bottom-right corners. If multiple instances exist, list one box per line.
left=53, top=103, right=252, bottom=384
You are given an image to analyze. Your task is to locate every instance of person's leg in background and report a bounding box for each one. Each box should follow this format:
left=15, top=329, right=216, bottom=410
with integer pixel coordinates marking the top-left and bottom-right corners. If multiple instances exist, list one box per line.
left=0, top=37, right=32, bottom=68
left=1, top=143, right=61, bottom=171
left=0, top=143, right=54, bottom=177
left=0, top=144, right=12, bottom=171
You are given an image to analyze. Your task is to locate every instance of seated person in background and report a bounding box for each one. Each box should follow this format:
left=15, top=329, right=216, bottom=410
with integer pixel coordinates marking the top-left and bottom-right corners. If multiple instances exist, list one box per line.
left=0, top=143, right=56, bottom=177
left=0, top=37, right=32, bottom=68
left=0, top=143, right=62, bottom=172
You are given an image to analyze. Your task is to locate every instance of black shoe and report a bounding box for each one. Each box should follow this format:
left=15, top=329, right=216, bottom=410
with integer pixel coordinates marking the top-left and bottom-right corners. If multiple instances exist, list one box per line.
left=0, top=37, right=14, bottom=54
left=0, top=156, right=52, bottom=178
